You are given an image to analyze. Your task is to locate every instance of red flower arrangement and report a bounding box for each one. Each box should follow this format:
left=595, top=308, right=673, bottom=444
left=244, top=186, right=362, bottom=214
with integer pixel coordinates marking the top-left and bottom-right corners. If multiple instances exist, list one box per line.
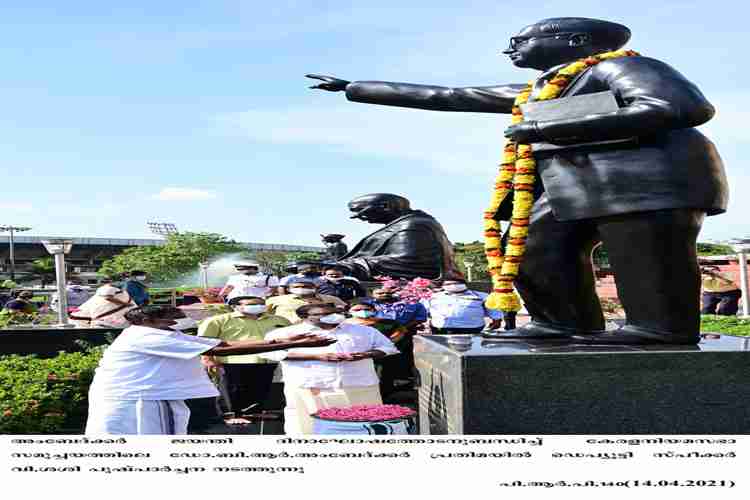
left=313, top=404, right=416, bottom=422
left=373, top=276, right=435, bottom=303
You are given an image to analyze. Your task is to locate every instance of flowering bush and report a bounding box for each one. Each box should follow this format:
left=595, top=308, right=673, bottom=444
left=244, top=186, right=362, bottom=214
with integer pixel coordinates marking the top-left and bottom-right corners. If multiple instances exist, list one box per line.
left=373, top=276, right=435, bottom=303
left=313, top=404, right=415, bottom=422
left=0, top=347, right=104, bottom=433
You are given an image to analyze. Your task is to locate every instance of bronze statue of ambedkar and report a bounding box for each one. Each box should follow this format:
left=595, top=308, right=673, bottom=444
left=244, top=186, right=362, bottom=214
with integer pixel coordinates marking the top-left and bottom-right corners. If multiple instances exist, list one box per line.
left=308, top=17, right=728, bottom=345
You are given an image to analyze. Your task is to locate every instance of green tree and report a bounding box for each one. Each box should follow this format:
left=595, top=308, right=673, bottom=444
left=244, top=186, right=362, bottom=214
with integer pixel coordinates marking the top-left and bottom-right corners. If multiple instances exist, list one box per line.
left=252, top=251, right=324, bottom=276
left=453, top=241, right=490, bottom=281
left=29, top=257, right=56, bottom=287
left=696, top=242, right=734, bottom=256
left=98, top=232, right=245, bottom=284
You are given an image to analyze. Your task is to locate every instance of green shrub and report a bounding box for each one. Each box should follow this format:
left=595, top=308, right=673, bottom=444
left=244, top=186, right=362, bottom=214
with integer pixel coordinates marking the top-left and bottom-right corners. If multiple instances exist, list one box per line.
left=700, top=315, right=750, bottom=336
left=0, top=310, right=57, bottom=329
left=0, top=348, right=104, bottom=433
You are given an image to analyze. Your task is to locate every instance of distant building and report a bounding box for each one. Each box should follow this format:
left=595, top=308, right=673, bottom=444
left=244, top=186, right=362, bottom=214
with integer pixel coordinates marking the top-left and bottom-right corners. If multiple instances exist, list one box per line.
left=0, top=236, right=323, bottom=285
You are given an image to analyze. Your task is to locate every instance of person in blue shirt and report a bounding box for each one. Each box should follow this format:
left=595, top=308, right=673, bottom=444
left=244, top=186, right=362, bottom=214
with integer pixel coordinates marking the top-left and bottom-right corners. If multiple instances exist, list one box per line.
left=367, top=287, right=428, bottom=398
left=278, top=262, right=325, bottom=294
left=124, top=270, right=150, bottom=306
left=316, top=266, right=367, bottom=303
left=423, top=278, right=503, bottom=334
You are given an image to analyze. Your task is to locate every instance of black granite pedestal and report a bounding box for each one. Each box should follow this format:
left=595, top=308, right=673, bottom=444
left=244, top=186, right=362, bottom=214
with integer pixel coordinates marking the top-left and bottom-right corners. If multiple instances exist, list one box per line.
left=414, top=334, right=750, bottom=434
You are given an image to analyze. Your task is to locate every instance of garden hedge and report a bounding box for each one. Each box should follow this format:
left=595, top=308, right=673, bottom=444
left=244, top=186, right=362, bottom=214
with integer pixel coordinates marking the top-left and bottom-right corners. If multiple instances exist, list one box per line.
left=0, top=347, right=103, bottom=434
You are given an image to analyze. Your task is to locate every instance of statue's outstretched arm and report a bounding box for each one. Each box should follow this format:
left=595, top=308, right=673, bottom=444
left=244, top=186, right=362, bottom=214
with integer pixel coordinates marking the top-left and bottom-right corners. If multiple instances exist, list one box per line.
left=307, top=74, right=523, bottom=113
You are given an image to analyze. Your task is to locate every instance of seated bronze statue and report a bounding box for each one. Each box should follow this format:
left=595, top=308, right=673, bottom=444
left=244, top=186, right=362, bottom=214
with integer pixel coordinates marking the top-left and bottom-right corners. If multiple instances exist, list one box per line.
left=335, top=193, right=461, bottom=282
left=308, top=17, right=728, bottom=345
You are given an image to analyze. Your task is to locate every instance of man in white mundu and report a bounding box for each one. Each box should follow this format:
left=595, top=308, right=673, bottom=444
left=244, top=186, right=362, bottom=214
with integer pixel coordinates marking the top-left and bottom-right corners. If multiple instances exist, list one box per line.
left=85, top=305, right=336, bottom=435
left=263, top=303, right=398, bottom=434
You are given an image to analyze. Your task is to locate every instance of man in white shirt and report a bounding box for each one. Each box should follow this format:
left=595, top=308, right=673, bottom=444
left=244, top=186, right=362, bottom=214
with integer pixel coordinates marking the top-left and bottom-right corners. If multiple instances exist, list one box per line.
left=85, top=305, right=335, bottom=435
left=219, top=261, right=279, bottom=301
left=263, top=303, right=398, bottom=434
left=422, top=278, right=504, bottom=335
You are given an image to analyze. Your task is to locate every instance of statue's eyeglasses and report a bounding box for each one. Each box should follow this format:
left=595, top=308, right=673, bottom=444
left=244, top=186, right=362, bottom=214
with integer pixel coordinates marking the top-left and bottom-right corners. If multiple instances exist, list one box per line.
left=507, top=33, right=574, bottom=50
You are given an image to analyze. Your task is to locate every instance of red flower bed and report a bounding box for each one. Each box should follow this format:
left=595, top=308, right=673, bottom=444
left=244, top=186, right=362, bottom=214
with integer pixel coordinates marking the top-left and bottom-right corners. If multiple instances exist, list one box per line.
left=313, top=404, right=415, bottom=422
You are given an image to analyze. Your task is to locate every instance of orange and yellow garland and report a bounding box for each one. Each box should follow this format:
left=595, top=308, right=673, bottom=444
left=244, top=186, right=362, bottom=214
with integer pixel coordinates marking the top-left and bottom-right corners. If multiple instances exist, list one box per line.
left=484, top=49, right=640, bottom=312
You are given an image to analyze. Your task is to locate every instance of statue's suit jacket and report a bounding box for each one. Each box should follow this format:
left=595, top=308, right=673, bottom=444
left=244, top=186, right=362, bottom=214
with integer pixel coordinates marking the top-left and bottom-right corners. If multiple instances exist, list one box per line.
left=338, top=210, right=460, bottom=281
left=345, top=56, right=728, bottom=221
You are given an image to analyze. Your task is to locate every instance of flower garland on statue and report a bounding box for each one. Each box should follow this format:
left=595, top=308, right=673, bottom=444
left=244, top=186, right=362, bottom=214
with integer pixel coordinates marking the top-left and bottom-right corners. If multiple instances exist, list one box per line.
left=484, top=49, right=640, bottom=312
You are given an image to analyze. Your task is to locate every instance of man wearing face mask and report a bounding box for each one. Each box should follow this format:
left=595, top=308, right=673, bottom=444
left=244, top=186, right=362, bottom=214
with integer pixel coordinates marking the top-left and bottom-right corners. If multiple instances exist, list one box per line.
left=316, top=266, right=367, bottom=303
left=198, top=296, right=291, bottom=421
left=219, top=261, right=279, bottom=302
left=347, top=302, right=381, bottom=327
left=85, top=305, right=336, bottom=435
left=368, top=287, right=428, bottom=398
left=124, top=270, right=150, bottom=306
left=266, top=279, right=346, bottom=323
left=278, top=262, right=326, bottom=294
left=262, top=304, right=398, bottom=434
left=423, top=278, right=504, bottom=335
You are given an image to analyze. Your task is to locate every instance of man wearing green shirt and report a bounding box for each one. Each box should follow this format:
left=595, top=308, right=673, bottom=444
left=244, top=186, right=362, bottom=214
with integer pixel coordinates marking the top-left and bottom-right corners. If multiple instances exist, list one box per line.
left=198, top=296, right=291, bottom=419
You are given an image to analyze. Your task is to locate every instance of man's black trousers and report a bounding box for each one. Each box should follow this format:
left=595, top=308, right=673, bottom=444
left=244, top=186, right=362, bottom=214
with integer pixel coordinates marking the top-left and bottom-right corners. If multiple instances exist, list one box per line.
left=221, top=363, right=278, bottom=413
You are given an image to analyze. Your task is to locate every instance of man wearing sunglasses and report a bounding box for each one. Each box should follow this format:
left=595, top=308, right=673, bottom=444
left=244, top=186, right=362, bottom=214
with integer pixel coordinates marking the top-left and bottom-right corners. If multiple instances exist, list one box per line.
left=307, top=17, right=728, bottom=345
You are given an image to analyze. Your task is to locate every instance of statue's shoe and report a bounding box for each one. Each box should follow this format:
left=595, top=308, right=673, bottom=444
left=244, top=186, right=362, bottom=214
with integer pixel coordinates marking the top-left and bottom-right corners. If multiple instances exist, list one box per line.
left=484, top=321, right=601, bottom=340
left=572, top=325, right=700, bottom=345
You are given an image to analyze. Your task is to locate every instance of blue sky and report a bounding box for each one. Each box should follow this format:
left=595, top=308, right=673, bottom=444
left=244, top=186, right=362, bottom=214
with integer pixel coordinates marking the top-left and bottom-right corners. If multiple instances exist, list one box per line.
left=1, top=0, right=748, bottom=247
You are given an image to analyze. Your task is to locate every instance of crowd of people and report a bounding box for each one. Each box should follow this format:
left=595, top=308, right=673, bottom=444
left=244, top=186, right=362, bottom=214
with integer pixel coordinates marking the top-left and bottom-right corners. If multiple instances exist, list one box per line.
left=82, top=260, right=516, bottom=435
left=7, top=257, right=741, bottom=435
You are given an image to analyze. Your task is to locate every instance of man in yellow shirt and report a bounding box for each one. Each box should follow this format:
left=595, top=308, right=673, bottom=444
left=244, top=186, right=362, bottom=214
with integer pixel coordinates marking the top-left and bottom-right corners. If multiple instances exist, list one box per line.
left=266, top=280, right=347, bottom=323
left=700, top=266, right=741, bottom=316
left=198, top=296, right=291, bottom=419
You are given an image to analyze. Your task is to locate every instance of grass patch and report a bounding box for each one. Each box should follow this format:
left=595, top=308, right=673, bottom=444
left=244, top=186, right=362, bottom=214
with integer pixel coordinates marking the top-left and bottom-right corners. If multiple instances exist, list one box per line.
left=700, top=315, right=750, bottom=336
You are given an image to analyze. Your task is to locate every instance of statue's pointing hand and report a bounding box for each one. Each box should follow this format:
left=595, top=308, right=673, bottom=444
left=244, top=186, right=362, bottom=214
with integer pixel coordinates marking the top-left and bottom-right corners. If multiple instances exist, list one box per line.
left=306, top=74, right=351, bottom=92
left=503, top=121, right=543, bottom=143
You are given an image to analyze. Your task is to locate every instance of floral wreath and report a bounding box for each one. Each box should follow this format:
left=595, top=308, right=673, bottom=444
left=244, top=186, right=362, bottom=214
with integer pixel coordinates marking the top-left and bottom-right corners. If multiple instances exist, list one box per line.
left=484, top=49, right=640, bottom=312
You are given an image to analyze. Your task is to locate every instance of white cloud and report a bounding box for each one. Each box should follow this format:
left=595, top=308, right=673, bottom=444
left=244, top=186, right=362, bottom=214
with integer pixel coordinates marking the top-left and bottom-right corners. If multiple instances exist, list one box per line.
left=0, top=202, right=33, bottom=212
left=152, top=187, right=218, bottom=201
left=214, top=104, right=510, bottom=177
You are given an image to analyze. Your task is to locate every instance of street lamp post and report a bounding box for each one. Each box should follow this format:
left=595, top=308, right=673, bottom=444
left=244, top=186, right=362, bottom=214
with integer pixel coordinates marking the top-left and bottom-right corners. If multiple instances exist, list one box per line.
left=464, top=261, right=475, bottom=282
left=729, top=239, right=750, bottom=318
left=41, top=239, right=74, bottom=328
left=198, top=262, right=209, bottom=290
left=0, top=225, right=31, bottom=280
